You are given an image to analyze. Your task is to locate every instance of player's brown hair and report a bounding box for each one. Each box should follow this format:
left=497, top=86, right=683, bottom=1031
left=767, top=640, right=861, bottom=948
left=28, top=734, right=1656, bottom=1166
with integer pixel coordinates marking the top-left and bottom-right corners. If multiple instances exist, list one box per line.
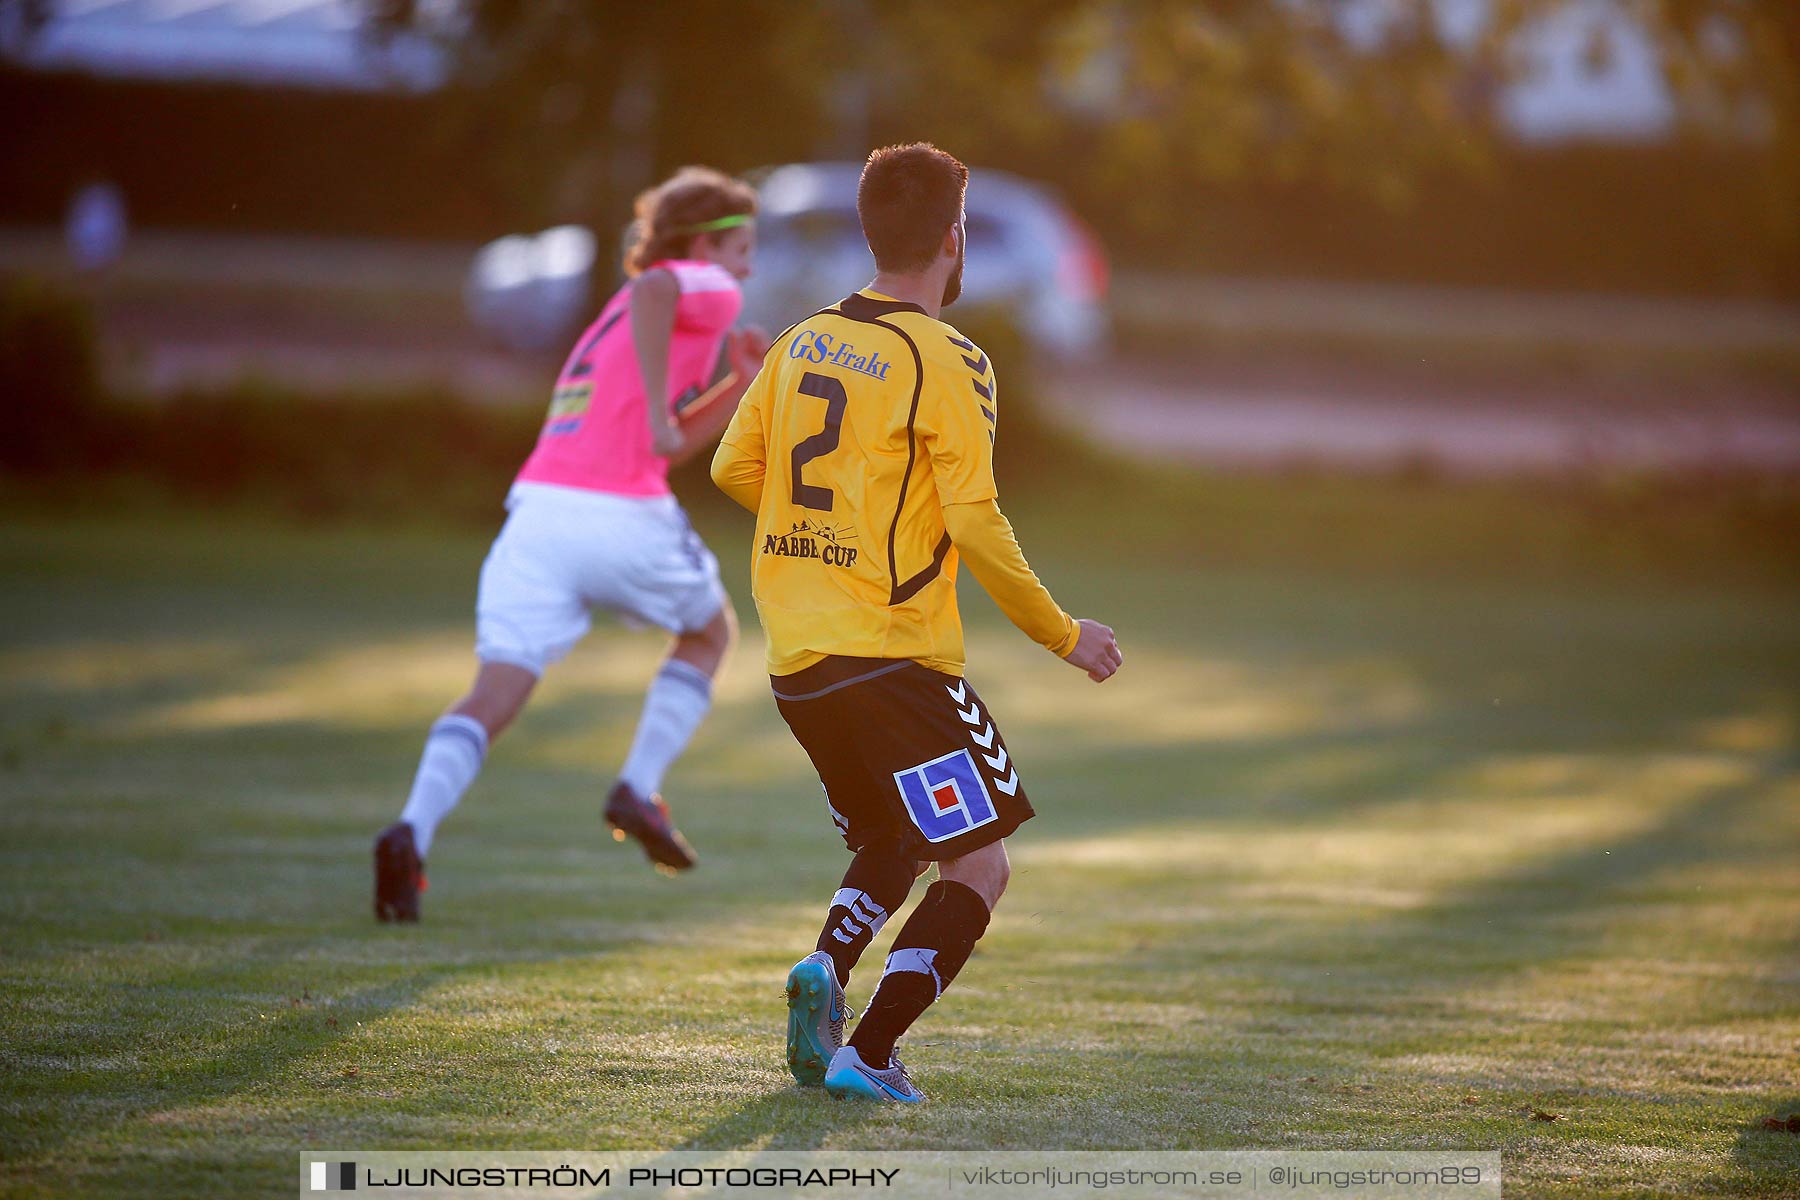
left=857, top=143, right=969, bottom=273
left=623, top=166, right=758, bottom=276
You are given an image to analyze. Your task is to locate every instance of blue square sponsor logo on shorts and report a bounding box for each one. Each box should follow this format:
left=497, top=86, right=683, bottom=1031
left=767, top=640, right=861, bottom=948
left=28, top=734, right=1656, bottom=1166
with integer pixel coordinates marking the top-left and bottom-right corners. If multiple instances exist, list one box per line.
left=893, top=749, right=997, bottom=843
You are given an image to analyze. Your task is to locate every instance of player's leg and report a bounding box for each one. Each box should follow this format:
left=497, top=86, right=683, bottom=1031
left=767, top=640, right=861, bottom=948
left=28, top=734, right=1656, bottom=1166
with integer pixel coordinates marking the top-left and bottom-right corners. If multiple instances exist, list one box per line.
left=845, top=839, right=1008, bottom=1073
left=815, top=845, right=927, bottom=989
left=446, top=661, right=538, bottom=737
left=617, top=600, right=733, bottom=802
left=400, top=661, right=537, bottom=854
left=771, top=664, right=923, bottom=1086
left=600, top=504, right=732, bottom=872
left=785, top=842, right=922, bottom=1086
left=603, top=600, right=732, bottom=871
left=817, top=667, right=1032, bottom=1100
left=374, top=662, right=536, bottom=923
left=376, top=499, right=586, bottom=921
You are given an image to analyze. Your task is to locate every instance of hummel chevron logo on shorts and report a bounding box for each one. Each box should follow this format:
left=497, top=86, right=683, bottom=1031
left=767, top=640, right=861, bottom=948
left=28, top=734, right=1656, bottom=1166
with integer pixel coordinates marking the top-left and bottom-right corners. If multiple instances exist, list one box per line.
left=945, top=681, right=1019, bottom=795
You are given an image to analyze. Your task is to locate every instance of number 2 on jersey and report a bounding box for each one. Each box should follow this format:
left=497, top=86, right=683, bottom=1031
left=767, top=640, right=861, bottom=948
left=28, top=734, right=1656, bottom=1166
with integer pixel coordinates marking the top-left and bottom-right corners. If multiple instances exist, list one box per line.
left=790, top=371, right=847, bottom=511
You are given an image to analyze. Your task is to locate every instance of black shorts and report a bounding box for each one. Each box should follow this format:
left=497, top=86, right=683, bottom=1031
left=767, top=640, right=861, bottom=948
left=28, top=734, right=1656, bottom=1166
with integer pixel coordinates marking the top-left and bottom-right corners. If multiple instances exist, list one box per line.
left=773, top=656, right=1034, bottom=862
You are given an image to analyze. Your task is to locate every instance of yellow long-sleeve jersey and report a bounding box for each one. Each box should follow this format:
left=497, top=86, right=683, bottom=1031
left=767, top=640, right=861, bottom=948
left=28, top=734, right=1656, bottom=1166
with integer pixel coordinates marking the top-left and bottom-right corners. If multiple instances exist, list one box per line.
left=712, top=289, right=1077, bottom=677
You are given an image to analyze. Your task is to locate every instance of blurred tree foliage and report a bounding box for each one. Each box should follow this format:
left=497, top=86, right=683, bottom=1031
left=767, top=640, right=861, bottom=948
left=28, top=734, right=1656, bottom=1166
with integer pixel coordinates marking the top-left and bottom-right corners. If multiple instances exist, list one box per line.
left=3, top=1, right=1790, bottom=292
left=454, top=0, right=1797, bottom=260
left=439, top=2, right=828, bottom=231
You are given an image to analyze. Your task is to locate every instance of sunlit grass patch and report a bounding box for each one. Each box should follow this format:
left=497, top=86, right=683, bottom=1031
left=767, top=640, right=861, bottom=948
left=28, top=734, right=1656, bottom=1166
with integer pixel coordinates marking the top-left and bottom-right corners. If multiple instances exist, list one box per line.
left=1, top=501, right=1796, bottom=1198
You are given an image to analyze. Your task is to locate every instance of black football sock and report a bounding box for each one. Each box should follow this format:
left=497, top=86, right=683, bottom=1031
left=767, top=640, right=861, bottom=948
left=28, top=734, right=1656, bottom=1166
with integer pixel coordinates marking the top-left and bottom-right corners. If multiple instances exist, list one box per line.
left=815, top=847, right=916, bottom=989
left=848, top=879, right=991, bottom=1070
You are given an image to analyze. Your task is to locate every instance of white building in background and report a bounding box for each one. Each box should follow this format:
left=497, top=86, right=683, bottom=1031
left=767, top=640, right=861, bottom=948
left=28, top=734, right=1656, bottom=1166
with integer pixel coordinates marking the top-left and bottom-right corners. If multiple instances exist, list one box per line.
left=1333, top=0, right=1751, bottom=144
left=1485, top=0, right=1678, bottom=142
left=0, top=0, right=460, bottom=91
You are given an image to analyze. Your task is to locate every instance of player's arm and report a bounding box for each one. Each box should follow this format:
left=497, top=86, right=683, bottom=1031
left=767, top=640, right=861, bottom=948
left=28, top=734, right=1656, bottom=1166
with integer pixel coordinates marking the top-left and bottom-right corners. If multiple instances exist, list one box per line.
left=629, top=267, right=682, bottom=458
left=663, top=325, right=771, bottom=466
left=709, top=342, right=774, bottom=513
left=924, top=348, right=1121, bottom=682
left=942, top=501, right=1119, bottom=681
left=943, top=499, right=1076, bottom=655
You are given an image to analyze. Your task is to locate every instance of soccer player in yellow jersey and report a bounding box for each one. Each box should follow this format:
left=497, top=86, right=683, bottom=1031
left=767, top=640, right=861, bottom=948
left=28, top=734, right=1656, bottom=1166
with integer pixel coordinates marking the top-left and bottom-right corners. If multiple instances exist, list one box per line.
left=711, top=143, right=1122, bottom=1102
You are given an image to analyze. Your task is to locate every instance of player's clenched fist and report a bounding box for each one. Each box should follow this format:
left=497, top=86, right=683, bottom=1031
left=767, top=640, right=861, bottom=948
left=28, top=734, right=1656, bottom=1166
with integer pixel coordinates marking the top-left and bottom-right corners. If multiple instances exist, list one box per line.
left=1066, top=618, right=1122, bottom=682
left=727, top=325, right=772, bottom=378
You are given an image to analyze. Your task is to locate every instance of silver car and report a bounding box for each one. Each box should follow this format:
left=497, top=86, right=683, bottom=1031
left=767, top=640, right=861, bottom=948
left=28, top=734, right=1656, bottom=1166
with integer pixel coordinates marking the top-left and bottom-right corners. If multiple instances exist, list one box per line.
left=742, top=162, right=1110, bottom=362
left=467, top=164, right=1109, bottom=362
left=465, top=224, right=599, bottom=354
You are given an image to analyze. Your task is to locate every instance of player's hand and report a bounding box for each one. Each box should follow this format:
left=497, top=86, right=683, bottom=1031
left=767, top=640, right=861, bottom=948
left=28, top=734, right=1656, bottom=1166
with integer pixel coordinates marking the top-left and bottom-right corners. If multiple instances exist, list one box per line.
left=727, top=325, right=772, bottom=379
left=650, top=419, right=683, bottom=459
left=1065, top=618, right=1122, bottom=683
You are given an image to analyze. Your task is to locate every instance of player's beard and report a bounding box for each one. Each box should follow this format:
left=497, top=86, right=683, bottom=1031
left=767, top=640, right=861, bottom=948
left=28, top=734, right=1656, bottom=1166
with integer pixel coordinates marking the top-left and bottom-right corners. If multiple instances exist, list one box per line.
left=941, top=239, right=964, bottom=307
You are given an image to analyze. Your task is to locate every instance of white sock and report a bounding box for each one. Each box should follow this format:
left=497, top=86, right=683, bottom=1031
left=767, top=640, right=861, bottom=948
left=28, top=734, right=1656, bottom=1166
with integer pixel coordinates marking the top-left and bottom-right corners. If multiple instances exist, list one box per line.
left=399, top=714, right=488, bottom=859
left=618, top=659, right=713, bottom=797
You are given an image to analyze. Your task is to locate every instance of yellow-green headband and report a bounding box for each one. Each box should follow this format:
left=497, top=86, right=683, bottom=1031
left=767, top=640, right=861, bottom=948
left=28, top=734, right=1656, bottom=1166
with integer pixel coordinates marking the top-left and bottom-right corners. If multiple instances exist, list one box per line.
left=675, top=213, right=753, bottom=236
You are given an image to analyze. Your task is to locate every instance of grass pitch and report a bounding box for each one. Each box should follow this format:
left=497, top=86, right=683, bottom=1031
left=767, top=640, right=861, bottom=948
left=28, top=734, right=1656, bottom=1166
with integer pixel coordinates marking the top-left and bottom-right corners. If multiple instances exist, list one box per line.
left=1, top=478, right=1797, bottom=1198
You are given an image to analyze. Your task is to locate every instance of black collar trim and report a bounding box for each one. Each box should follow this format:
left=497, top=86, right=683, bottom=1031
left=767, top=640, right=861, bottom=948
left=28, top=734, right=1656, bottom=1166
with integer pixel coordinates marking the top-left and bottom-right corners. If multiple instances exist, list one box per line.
left=838, top=291, right=927, bottom=321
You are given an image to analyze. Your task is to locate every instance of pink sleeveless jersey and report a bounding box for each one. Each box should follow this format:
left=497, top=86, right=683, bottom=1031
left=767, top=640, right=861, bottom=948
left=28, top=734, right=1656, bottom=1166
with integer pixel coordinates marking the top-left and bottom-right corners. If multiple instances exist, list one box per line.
left=515, top=259, right=743, bottom=498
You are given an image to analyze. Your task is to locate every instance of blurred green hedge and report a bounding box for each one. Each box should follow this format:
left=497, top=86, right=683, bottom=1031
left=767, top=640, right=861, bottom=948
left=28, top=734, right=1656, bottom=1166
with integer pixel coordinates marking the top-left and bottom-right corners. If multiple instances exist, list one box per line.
left=0, top=278, right=537, bottom=517
left=126, top=384, right=543, bottom=521
left=0, top=284, right=1072, bottom=520
left=3, top=282, right=1796, bottom=591
left=0, top=277, right=106, bottom=472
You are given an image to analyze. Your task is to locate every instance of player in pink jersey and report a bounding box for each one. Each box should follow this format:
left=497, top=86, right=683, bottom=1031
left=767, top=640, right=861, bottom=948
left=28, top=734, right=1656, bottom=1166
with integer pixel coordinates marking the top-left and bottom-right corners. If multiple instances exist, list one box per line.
left=374, top=167, right=771, bottom=921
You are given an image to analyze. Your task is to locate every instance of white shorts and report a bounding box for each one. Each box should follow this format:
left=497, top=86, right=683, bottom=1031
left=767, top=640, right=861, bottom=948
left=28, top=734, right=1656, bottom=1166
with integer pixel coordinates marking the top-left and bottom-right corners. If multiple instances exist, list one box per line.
left=474, top=482, right=725, bottom=675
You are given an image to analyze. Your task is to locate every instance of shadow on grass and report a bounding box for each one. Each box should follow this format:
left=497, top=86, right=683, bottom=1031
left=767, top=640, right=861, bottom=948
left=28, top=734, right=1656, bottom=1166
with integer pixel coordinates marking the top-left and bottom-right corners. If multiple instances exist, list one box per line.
left=1726, top=1097, right=1800, bottom=1189
left=1013, top=676, right=1792, bottom=843
left=1258, top=749, right=1796, bottom=976
left=671, top=1086, right=880, bottom=1150
left=0, top=967, right=454, bottom=1162
left=1068, top=746, right=1796, bottom=1009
